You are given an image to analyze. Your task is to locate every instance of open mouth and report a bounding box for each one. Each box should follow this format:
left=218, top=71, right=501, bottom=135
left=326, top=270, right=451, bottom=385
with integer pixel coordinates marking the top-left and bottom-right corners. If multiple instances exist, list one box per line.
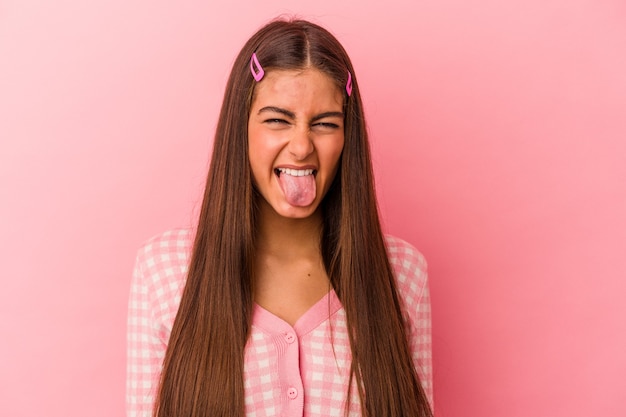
left=274, top=168, right=318, bottom=207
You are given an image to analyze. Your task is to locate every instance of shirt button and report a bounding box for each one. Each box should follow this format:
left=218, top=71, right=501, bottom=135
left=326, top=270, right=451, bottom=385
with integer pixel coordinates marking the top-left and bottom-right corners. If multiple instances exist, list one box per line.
left=284, top=332, right=296, bottom=344
left=287, top=387, right=298, bottom=399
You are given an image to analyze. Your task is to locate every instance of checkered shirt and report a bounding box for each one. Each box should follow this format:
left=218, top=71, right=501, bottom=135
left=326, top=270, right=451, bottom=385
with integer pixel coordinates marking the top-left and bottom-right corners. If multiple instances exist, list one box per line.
left=127, top=229, right=433, bottom=417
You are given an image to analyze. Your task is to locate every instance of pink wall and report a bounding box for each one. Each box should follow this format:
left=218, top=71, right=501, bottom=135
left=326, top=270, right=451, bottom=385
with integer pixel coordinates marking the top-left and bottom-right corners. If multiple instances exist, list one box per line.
left=1, top=1, right=624, bottom=416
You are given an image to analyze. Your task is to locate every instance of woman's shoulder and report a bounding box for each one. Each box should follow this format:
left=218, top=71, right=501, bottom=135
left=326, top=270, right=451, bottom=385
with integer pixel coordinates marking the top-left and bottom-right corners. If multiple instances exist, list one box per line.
left=130, top=229, right=194, bottom=338
left=133, top=228, right=194, bottom=287
left=384, top=234, right=429, bottom=300
left=136, top=228, right=194, bottom=261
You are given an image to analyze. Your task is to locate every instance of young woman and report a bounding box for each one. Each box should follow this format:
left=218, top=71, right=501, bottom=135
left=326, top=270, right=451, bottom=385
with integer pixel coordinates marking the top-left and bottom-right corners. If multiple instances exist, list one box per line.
left=127, top=18, right=433, bottom=417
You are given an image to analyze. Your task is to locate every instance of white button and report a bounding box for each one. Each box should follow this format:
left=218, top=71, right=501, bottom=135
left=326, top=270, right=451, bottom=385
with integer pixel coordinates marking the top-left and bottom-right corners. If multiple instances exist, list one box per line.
left=285, top=332, right=296, bottom=344
left=287, top=387, right=298, bottom=399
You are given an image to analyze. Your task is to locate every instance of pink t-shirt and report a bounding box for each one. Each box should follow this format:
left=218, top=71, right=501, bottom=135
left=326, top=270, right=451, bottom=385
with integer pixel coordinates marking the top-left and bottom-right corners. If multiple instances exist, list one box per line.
left=127, top=229, right=433, bottom=417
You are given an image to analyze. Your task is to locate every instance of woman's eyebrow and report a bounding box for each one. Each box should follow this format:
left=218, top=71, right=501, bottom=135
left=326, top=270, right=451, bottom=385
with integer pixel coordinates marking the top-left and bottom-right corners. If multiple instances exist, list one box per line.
left=257, top=106, right=295, bottom=119
left=311, top=111, right=344, bottom=123
left=257, top=107, right=344, bottom=122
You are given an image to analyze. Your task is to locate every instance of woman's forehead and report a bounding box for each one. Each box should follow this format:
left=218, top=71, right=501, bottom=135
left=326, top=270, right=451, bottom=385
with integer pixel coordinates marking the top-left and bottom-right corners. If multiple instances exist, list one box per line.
left=251, top=68, right=343, bottom=111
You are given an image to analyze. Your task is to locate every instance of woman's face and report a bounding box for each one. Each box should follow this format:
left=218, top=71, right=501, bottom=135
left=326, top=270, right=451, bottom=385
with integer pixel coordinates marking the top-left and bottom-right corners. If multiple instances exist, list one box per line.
left=248, top=68, right=345, bottom=219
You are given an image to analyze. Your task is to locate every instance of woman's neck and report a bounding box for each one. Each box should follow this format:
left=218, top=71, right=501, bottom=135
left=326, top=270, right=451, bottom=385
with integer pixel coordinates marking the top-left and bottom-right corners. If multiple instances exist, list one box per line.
left=252, top=199, right=330, bottom=324
left=255, top=200, right=323, bottom=260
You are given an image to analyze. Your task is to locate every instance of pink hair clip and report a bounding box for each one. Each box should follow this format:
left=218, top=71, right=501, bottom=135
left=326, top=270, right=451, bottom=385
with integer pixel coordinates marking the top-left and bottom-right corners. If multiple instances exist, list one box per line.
left=250, top=53, right=264, bottom=82
left=346, top=71, right=352, bottom=96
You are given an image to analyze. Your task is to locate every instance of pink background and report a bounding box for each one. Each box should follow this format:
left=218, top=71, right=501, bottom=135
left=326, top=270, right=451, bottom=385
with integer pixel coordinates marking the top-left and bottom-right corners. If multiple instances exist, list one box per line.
left=1, top=0, right=625, bottom=416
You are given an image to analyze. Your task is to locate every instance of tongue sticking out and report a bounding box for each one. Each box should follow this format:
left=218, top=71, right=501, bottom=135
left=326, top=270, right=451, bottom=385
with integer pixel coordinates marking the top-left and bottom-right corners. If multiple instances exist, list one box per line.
left=278, top=172, right=316, bottom=207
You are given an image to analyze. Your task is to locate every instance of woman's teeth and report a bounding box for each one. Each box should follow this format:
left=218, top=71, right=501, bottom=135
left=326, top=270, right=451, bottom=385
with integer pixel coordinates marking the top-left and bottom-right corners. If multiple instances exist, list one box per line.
left=275, top=168, right=315, bottom=177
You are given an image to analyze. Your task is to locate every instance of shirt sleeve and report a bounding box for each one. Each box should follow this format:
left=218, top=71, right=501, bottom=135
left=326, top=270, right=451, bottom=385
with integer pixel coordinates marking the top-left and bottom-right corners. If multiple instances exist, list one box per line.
left=409, top=270, right=433, bottom=408
left=386, top=236, right=434, bottom=408
left=126, top=250, right=165, bottom=417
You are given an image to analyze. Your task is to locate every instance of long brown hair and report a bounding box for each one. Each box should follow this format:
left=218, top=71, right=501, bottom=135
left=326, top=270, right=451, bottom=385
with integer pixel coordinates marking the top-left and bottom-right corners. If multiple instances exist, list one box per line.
left=155, top=18, right=433, bottom=417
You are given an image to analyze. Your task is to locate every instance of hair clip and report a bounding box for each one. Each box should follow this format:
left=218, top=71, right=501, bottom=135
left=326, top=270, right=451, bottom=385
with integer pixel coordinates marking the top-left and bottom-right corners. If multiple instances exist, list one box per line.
left=250, top=53, right=264, bottom=82
left=346, top=71, right=353, bottom=96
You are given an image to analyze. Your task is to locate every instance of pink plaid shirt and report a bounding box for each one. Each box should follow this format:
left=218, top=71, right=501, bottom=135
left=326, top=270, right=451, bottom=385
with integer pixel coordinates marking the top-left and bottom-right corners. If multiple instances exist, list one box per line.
left=127, top=229, right=433, bottom=417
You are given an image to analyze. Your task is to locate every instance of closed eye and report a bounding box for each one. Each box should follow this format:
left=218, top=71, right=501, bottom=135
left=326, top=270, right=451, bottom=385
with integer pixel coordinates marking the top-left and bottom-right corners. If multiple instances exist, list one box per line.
left=311, top=122, right=341, bottom=132
left=314, top=122, right=339, bottom=128
left=264, top=118, right=290, bottom=126
left=263, top=118, right=291, bottom=130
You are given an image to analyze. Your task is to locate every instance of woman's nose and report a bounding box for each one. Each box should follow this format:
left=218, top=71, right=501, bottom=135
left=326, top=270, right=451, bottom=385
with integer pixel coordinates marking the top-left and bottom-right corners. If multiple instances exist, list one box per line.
left=287, top=127, right=314, bottom=160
